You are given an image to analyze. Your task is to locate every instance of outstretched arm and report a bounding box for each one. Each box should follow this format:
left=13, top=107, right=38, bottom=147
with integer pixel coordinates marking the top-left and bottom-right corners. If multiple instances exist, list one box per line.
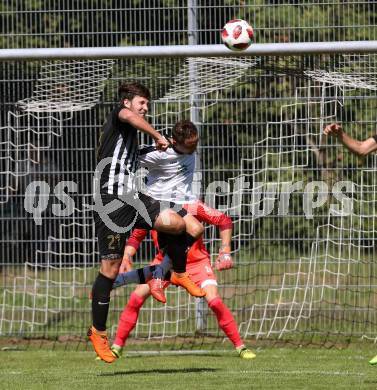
left=324, top=123, right=377, bottom=157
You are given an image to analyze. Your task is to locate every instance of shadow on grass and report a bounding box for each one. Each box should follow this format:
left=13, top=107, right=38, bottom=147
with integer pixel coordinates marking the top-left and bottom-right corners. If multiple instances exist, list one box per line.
left=99, top=367, right=219, bottom=376
left=127, top=353, right=230, bottom=359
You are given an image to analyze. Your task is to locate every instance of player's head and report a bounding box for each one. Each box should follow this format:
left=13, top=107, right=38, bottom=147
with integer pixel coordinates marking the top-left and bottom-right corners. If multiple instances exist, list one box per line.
left=171, top=120, right=199, bottom=154
left=118, top=82, right=151, bottom=117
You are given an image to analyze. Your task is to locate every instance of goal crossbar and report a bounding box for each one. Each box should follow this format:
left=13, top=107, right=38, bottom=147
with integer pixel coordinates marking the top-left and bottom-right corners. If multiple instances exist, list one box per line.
left=3, top=41, right=377, bottom=61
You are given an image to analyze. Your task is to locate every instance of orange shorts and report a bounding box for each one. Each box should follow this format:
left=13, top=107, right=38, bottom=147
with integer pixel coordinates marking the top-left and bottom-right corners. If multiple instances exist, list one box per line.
left=151, top=257, right=217, bottom=289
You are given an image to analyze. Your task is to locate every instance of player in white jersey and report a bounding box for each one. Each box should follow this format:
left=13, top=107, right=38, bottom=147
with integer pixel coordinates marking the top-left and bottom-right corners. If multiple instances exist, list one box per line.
left=138, top=130, right=197, bottom=205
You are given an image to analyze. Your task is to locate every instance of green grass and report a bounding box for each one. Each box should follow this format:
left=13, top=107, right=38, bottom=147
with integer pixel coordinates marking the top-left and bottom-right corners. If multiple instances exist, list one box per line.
left=1, top=347, right=377, bottom=389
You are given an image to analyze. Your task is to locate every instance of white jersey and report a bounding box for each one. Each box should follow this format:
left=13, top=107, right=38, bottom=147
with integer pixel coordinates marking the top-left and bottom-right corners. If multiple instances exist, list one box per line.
left=139, top=147, right=197, bottom=204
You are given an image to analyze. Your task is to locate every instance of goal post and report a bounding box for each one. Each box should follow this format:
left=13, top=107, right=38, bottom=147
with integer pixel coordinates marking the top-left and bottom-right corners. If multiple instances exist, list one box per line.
left=1, top=43, right=377, bottom=350
left=1, top=41, right=377, bottom=60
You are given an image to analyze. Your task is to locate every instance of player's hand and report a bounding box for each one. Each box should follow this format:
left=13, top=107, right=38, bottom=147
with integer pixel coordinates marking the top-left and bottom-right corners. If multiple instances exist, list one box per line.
left=119, top=253, right=133, bottom=273
left=215, top=247, right=234, bottom=271
left=324, top=123, right=342, bottom=137
left=155, top=135, right=169, bottom=151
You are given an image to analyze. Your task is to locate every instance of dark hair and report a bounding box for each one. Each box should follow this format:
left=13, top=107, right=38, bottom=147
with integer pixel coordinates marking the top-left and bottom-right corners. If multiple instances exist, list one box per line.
left=118, top=82, right=151, bottom=101
left=172, top=120, right=198, bottom=143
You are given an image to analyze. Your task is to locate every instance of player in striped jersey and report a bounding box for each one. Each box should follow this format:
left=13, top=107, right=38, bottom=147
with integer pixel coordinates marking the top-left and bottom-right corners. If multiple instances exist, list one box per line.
left=89, top=83, right=205, bottom=363
left=112, top=120, right=256, bottom=360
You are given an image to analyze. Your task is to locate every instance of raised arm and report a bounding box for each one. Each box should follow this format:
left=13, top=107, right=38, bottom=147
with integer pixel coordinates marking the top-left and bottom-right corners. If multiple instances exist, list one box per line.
left=118, top=108, right=169, bottom=151
left=324, top=123, right=377, bottom=157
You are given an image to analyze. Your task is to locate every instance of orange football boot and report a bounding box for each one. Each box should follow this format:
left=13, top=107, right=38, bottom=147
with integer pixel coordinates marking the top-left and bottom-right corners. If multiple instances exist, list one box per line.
left=87, top=326, right=116, bottom=363
left=148, top=278, right=167, bottom=303
left=170, top=272, right=206, bottom=297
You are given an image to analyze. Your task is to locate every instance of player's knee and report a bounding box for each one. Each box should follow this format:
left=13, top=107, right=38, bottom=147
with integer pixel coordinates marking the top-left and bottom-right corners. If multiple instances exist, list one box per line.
left=175, top=217, right=186, bottom=233
left=191, top=221, right=204, bottom=238
left=155, top=210, right=185, bottom=234
left=184, top=216, right=204, bottom=238
left=167, top=212, right=186, bottom=233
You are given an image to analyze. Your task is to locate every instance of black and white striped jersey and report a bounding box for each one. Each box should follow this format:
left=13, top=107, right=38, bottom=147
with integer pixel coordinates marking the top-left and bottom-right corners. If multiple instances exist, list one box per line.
left=96, top=105, right=139, bottom=195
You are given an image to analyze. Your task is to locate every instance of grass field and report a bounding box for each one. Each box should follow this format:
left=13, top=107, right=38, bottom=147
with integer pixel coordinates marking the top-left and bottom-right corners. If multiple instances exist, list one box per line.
left=1, top=347, right=377, bottom=390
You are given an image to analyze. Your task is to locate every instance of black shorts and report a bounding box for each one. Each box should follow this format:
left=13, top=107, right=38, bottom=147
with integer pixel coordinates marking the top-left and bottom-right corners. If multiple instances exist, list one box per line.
left=94, top=192, right=187, bottom=260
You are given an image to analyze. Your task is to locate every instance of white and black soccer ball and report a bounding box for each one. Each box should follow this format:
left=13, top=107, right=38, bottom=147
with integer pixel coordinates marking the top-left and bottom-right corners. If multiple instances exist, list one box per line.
left=221, top=19, right=254, bottom=51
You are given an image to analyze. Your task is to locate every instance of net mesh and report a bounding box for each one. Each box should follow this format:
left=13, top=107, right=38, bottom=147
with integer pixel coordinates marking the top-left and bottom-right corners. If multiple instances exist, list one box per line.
left=1, top=53, right=377, bottom=350
left=0, top=60, right=114, bottom=203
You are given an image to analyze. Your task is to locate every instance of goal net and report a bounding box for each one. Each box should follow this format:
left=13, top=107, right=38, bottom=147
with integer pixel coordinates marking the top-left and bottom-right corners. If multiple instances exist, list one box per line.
left=1, top=52, right=377, bottom=350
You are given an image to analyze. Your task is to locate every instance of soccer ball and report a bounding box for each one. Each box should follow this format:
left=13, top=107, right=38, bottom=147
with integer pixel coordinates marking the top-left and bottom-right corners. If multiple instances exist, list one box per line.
left=221, top=19, right=254, bottom=51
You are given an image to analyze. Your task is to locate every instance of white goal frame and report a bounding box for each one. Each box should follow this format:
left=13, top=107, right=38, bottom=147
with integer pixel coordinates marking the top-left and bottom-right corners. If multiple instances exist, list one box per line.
left=1, top=41, right=377, bottom=61
left=2, top=42, right=377, bottom=347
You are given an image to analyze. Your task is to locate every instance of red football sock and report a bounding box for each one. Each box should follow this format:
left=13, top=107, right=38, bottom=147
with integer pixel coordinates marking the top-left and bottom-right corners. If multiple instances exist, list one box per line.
left=114, top=292, right=145, bottom=347
left=208, top=297, right=243, bottom=348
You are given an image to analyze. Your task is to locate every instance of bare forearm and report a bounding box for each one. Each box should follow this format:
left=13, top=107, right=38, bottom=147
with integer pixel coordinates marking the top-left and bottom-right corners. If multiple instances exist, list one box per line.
left=216, top=228, right=234, bottom=271
left=124, top=112, right=161, bottom=140
left=124, top=245, right=137, bottom=258
left=219, top=228, right=232, bottom=250
left=118, top=107, right=161, bottom=141
left=337, top=131, right=363, bottom=155
left=324, top=123, right=377, bottom=157
left=120, top=245, right=136, bottom=273
left=338, top=132, right=377, bottom=156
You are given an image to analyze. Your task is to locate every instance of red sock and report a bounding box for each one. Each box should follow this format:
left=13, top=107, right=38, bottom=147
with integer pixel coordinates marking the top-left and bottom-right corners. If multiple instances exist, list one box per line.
left=114, top=292, right=145, bottom=347
left=208, top=297, right=243, bottom=348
